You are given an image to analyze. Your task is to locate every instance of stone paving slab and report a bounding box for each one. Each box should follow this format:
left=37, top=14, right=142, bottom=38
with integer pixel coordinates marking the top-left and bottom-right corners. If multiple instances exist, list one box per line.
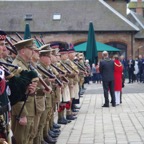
left=56, top=82, right=144, bottom=144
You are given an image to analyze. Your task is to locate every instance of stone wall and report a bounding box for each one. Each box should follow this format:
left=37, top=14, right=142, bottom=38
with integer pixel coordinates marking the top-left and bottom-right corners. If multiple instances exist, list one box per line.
left=10, top=31, right=141, bottom=59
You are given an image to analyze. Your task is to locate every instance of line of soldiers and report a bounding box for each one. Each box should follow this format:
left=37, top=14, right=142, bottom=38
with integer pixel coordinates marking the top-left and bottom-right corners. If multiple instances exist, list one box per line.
left=0, top=30, right=89, bottom=144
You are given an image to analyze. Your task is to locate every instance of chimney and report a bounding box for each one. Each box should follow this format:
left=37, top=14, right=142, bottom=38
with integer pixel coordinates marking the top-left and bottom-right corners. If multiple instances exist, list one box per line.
left=136, top=0, right=143, bottom=16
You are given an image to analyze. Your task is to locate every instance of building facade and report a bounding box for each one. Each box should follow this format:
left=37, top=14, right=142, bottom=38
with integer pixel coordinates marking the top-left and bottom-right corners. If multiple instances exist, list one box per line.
left=0, top=0, right=142, bottom=59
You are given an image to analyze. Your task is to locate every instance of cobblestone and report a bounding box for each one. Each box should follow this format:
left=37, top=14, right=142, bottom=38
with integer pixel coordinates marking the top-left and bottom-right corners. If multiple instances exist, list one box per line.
left=56, top=80, right=144, bottom=144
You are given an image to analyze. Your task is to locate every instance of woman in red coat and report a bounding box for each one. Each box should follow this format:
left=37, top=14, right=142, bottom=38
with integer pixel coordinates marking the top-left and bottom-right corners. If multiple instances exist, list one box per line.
left=113, top=55, right=123, bottom=105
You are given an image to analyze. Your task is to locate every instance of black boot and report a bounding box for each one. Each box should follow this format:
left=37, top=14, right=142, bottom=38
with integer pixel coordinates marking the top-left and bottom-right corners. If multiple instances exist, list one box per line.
left=51, top=128, right=61, bottom=133
left=44, top=134, right=57, bottom=144
left=49, top=130, right=59, bottom=138
left=53, top=123, right=61, bottom=129
left=66, top=115, right=77, bottom=120
left=58, top=118, right=68, bottom=125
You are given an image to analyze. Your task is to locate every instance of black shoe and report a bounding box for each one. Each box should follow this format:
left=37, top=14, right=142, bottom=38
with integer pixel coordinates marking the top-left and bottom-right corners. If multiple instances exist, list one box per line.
left=44, top=135, right=57, bottom=144
left=80, top=91, right=84, bottom=95
left=72, top=109, right=79, bottom=112
left=102, top=104, right=109, bottom=108
left=62, top=117, right=71, bottom=123
left=49, top=130, right=59, bottom=138
left=51, top=128, right=61, bottom=133
left=72, top=113, right=77, bottom=116
left=66, top=115, right=77, bottom=120
left=112, top=103, right=116, bottom=107
left=58, top=118, right=68, bottom=125
left=53, top=123, right=61, bottom=129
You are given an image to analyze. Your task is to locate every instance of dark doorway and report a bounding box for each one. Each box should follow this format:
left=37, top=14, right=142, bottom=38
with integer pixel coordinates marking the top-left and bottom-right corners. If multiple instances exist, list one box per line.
left=106, top=42, right=127, bottom=59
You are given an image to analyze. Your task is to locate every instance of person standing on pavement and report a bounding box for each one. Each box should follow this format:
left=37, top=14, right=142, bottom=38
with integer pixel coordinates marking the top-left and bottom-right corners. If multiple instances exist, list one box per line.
left=134, top=56, right=139, bottom=82
left=120, top=55, right=127, bottom=78
left=138, top=55, right=143, bottom=83
left=11, top=39, right=39, bottom=144
left=99, top=51, right=116, bottom=107
left=127, top=55, right=135, bottom=83
left=96, top=62, right=102, bottom=84
left=84, top=59, right=91, bottom=84
left=113, top=55, right=123, bottom=105
left=91, top=63, right=97, bottom=83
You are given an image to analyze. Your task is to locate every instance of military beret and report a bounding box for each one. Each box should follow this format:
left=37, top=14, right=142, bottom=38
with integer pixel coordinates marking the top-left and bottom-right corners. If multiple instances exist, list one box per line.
left=50, top=43, right=59, bottom=49
left=14, top=38, right=39, bottom=51
left=0, top=30, right=7, bottom=40
left=59, top=47, right=69, bottom=55
left=67, top=47, right=75, bottom=53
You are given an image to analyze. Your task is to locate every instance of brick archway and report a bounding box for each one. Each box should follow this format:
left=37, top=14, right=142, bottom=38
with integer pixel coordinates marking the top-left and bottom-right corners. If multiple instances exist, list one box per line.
left=72, top=39, right=87, bottom=46
left=104, top=41, right=128, bottom=58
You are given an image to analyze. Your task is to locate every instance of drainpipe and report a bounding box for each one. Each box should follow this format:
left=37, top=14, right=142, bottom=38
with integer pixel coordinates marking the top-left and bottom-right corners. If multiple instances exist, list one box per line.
left=131, top=32, right=134, bottom=58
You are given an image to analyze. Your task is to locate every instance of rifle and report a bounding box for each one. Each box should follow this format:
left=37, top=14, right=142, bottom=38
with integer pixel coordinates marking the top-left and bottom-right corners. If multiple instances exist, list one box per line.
left=51, top=63, right=69, bottom=83
left=40, top=37, right=45, bottom=45
left=65, top=62, right=79, bottom=74
left=47, top=69, right=63, bottom=87
left=6, top=46, right=17, bottom=55
left=37, top=65, right=63, bottom=87
left=0, top=61, right=18, bottom=69
left=9, top=36, right=18, bottom=43
left=29, top=64, right=52, bottom=92
left=73, top=61, right=86, bottom=72
left=51, top=64, right=65, bottom=75
left=37, top=65, right=55, bottom=79
left=59, top=61, right=72, bottom=74
left=5, top=37, right=17, bottom=54
left=34, top=36, right=43, bottom=47
left=15, top=32, right=23, bottom=40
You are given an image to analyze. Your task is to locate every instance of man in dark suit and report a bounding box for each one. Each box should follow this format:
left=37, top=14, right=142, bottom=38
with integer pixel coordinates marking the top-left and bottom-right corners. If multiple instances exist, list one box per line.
left=127, top=55, right=135, bottom=83
left=99, top=51, right=115, bottom=107
left=138, top=55, right=143, bottom=82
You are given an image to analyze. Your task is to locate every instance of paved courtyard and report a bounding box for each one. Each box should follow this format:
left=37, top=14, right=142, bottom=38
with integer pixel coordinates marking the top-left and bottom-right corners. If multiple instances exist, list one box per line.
left=56, top=80, right=144, bottom=144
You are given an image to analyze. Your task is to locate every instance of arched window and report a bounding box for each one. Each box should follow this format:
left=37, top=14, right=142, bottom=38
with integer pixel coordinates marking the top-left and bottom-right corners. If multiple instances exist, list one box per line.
left=106, top=42, right=127, bottom=58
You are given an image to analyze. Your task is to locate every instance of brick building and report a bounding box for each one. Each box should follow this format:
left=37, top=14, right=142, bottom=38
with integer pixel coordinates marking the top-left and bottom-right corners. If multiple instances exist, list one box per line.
left=128, top=0, right=144, bottom=57
left=0, top=0, right=142, bottom=59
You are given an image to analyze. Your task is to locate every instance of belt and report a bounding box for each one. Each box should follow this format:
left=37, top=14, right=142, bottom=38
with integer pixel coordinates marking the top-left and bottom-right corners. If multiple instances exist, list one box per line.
left=0, top=105, right=8, bottom=115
